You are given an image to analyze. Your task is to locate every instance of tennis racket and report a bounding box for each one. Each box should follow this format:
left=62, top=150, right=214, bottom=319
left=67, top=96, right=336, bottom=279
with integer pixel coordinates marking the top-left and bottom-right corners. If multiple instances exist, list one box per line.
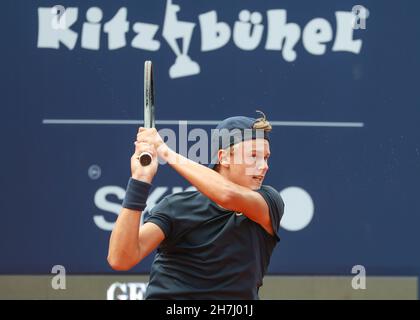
left=139, top=60, right=155, bottom=166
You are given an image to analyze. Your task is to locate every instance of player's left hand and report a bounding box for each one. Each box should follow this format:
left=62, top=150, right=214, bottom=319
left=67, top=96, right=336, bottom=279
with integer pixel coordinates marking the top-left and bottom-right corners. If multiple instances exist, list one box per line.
left=136, top=127, right=166, bottom=153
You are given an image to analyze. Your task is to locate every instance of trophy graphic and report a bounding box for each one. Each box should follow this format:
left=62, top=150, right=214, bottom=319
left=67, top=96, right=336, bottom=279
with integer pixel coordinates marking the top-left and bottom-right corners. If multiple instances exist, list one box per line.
left=162, top=0, right=200, bottom=78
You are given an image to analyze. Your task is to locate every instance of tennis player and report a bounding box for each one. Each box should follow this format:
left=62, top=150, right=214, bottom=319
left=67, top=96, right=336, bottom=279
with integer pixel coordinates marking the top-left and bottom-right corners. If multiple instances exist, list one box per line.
left=108, top=112, right=285, bottom=299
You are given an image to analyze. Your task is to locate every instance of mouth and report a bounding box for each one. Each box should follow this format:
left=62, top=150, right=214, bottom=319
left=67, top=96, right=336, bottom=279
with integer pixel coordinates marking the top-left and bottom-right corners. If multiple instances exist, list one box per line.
left=252, top=175, right=264, bottom=183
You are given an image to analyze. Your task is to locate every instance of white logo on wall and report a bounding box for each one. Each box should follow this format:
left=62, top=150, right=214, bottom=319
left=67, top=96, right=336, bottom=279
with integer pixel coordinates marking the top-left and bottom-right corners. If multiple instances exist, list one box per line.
left=94, top=185, right=196, bottom=230
left=280, top=187, right=314, bottom=231
left=107, top=282, right=148, bottom=300
left=93, top=184, right=314, bottom=232
left=163, top=0, right=200, bottom=78
left=38, top=1, right=367, bottom=79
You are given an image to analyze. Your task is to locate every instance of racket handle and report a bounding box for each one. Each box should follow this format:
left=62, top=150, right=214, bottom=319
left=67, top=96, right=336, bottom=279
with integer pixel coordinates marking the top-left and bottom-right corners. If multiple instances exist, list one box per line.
left=139, top=152, right=152, bottom=166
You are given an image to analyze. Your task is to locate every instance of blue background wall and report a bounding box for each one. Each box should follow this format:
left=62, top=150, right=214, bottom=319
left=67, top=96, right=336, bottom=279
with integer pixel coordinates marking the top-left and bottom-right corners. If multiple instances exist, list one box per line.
left=1, top=0, right=419, bottom=280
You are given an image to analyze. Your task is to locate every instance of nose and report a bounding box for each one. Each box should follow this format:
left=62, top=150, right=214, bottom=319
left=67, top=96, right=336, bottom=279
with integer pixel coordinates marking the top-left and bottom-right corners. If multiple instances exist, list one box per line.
left=257, top=159, right=269, bottom=172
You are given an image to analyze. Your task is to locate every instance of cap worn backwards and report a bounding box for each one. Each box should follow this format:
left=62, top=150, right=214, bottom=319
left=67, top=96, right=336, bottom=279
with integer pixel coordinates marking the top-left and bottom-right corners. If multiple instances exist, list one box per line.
left=208, top=112, right=271, bottom=169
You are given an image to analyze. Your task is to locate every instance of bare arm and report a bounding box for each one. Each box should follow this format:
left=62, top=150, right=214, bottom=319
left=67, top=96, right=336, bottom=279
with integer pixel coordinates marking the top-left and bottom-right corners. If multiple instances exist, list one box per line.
left=133, top=127, right=274, bottom=237
left=107, top=130, right=165, bottom=271
left=159, top=146, right=274, bottom=235
left=107, top=208, right=165, bottom=270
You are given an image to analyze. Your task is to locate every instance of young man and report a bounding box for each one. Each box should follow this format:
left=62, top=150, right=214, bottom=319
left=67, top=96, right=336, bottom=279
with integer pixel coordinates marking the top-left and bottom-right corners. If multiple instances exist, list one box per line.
left=108, top=113, right=285, bottom=299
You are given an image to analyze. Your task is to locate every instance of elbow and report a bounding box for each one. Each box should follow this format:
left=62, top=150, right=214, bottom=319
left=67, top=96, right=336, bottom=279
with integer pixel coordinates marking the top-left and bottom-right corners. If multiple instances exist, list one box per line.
left=107, top=256, right=131, bottom=271
left=107, top=254, right=139, bottom=271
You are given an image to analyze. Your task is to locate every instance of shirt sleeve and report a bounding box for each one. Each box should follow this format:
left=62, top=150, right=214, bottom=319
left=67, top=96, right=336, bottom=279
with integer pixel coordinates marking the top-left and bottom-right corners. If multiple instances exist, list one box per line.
left=144, top=197, right=173, bottom=239
left=255, top=185, right=285, bottom=241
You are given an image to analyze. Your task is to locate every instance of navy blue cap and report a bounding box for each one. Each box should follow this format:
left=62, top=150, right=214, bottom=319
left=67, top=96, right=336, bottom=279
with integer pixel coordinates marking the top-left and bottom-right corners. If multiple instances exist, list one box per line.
left=208, top=115, right=270, bottom=169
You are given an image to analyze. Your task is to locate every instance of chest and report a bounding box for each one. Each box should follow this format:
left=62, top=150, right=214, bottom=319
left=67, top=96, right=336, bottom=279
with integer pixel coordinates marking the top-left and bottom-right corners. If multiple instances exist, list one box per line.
left=180, top=212, right=265, bottom=251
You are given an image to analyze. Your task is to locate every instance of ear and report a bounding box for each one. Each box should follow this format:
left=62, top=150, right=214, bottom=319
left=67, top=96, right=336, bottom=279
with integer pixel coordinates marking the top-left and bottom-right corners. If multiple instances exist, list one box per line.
left=218, top=149, right=230, bottom=168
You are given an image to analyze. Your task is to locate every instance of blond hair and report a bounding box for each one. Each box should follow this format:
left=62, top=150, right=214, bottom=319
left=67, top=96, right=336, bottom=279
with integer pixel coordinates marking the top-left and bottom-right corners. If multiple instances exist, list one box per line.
left=253, top=110, right=272, bottom=132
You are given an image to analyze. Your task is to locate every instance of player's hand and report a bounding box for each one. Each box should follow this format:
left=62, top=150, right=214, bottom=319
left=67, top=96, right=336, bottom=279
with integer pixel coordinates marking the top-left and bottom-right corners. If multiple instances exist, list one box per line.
left=131, top=132, right=158, bottom=183
left=137, top=127, right=167, bottom=155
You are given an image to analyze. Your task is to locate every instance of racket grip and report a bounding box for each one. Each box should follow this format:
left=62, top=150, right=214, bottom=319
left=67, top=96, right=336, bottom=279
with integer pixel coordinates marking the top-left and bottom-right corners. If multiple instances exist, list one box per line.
left=139, top=152, right=152, bottom=166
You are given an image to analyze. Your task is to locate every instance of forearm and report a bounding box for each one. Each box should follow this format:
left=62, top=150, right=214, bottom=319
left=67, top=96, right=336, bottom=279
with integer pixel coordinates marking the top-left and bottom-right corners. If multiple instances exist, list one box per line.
left=159, top=146, right=239, bottom=206
left=107, top=208, right=142, bottom=270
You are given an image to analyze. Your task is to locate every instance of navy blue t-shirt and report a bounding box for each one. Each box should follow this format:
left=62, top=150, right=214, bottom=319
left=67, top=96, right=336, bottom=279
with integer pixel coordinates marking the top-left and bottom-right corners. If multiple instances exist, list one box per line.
left=144, top=185, right=284, bottom=300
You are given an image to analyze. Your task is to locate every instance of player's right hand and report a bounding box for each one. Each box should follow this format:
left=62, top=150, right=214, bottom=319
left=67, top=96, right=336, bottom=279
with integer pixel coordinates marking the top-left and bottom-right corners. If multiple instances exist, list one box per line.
left=130, top=139, right=158, bottom=184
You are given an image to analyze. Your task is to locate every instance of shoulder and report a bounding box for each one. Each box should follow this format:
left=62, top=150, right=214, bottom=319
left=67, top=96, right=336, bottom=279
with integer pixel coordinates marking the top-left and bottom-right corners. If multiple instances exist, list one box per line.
left=255, top=185, right=285, bottom=217
left=255, top=185, right=285, bottom=241
left=258, top=185, right=284, bottom=206
left=164, top=190, right=202, bottom=203
left=149, top=190, right=206, bottom=214
left=146, top=190, right=204, bottom=240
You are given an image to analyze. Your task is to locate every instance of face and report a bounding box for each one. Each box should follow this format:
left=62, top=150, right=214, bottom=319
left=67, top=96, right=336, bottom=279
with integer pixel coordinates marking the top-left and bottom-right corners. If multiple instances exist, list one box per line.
left=220, top=139, right=270, bottom=190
